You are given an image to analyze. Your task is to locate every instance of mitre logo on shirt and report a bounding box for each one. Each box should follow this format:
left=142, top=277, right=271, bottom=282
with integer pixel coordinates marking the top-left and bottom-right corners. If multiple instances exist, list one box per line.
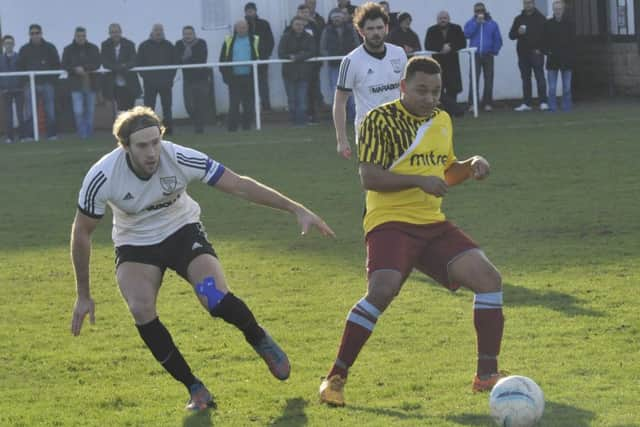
left=390, top=58, right=403, bottom=73
left=160, top=176, right=177, bottom=195
left=410, top=151, right=449, bottom=167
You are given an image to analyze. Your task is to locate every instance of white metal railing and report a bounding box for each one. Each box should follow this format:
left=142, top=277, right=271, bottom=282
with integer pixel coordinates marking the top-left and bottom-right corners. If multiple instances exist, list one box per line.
left=0, top=48, right=477, bottom=141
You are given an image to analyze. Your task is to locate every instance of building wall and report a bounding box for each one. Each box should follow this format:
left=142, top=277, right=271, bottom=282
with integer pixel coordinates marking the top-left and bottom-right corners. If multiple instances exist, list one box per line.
left=0, top=0, right=554, bottom=119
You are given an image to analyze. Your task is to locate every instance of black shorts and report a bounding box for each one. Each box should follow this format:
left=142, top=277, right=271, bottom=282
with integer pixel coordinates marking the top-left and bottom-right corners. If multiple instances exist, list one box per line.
left=115, top=223, right=217, bottom=280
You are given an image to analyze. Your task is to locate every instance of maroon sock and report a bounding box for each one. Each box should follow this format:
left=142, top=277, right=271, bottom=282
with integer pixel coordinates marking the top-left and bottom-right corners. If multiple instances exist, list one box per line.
left=474, top=308, right=504, bottom=376
left=328, top=298, right=380, bottom=379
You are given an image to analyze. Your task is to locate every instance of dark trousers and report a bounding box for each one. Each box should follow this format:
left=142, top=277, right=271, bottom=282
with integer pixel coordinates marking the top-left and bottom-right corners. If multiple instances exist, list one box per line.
left=2, top=90, right=25, bottom=139
left=143, top=81, right=173, bottom=131
left=440, top=86, right=461, bottom=116
left=227, top=75, right=254, bottom=131
left=183, top=79, right=209, bottom=132
left=468, top=53, right=495, bottom=107
left=114, top=85, right=136, bottom=111
left=518, top=51, right=548, bottom=105
left=307, top=64, right=324, bottom=121
left=257, top=64, right=271, bottom=110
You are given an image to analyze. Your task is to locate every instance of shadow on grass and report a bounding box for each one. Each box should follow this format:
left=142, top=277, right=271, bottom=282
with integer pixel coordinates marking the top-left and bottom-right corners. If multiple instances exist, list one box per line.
left=413, top=275, right=603, bottom=317
left=446, top=400, right=596, bottom=426
left=183, top=408, right=213, bottom=427
left=345, top=404, right=431, bottom=421
left=502, top=282, right=603, bottom=317
left=270, top=397, right=308, bottom=426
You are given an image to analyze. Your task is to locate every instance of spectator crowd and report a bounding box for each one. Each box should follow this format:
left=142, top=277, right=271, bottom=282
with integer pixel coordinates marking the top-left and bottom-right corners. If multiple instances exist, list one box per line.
left=0, top=0, right=576, bottom=142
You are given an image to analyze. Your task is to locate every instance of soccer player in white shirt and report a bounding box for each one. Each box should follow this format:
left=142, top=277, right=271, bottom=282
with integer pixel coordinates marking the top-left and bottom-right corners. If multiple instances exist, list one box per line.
left=333, top=2, right=407, bottom=159
left=70, top=106, right=334, bottom=411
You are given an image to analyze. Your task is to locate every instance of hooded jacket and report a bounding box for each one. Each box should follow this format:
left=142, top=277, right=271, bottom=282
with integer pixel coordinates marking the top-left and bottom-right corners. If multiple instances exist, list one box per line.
left=463, top=13, right=503, bottom=55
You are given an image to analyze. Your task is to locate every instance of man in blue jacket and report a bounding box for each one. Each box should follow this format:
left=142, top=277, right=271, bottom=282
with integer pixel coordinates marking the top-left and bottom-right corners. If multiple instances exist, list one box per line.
left=464, top=2, right=502, bottom=112
left=0, top=35, right=26, bottom=143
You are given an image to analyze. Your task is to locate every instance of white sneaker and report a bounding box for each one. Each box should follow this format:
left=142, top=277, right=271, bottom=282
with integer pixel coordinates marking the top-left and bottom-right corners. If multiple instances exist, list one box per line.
left=4, top=138, right=13, bottom=144
left=539, top=102, right=550, bottom=111
left=484, top=105, right=493, bottom=112
left=514, top=104, right=532, bottom=112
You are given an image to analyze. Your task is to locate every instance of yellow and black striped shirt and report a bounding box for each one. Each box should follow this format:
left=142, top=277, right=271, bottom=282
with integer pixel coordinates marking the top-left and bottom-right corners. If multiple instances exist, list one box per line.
left=358, top=99, right=456, bottom=234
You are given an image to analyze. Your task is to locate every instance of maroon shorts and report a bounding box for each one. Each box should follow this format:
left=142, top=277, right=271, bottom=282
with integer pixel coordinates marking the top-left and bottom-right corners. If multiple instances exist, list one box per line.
left=365, top=221, right=479, bottom=290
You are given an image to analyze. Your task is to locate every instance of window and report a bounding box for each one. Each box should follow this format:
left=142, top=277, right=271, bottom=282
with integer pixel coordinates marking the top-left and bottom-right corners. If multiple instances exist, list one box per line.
left=202, top=0, right=231, bottom=30
left=609, top=0, right=636, bottom=34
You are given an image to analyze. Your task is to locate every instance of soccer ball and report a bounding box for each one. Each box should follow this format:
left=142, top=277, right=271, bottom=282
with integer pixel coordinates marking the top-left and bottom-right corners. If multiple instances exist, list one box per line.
left=489, top=375, right=544, bottom=427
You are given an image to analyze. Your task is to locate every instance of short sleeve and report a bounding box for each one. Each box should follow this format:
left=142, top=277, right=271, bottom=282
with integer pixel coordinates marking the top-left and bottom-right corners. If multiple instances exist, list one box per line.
left=77, top=167, right=108, bottom=218
left=358, top=111, right=389, bottom=168
left=172, top=143, right=226, bottom=186
left=336, top=56, right=355, bottom=92
left=444, top=115, right=457, bottom=169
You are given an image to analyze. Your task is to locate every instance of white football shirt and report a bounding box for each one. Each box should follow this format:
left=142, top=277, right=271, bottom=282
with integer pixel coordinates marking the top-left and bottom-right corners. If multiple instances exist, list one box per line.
left=77, top=141, right=226, bottom=247
left=337, top=42, right=407, bottom=135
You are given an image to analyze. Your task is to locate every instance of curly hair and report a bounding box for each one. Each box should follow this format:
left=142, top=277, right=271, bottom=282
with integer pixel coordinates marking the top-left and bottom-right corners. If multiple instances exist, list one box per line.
left=352, top=2, right=389, bottom=29
left=112, top=106, right=165, bottom=147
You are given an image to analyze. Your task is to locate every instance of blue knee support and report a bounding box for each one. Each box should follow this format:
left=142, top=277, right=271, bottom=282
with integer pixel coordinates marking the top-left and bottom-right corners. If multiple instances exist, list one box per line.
left=195, top=277, right=225, bottom=310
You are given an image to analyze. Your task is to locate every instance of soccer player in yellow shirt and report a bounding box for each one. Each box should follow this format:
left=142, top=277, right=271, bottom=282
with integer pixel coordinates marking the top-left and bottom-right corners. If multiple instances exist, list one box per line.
left=320, top=56, right=505, bottom=406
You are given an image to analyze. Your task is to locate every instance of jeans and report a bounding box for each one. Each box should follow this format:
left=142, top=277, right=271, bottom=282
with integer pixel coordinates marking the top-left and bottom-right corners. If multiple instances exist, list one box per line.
left=71, top=90, right=96, bottom=139
left=518, top=51, right=548, bottom=105
left=307, top=64, right=324, bottom=121
left=227, top=75, right=254, bottom=131
left=468, top=53, right=495, bottom=107
left=183, top=79, right=209, bottom=131
left=547, top=69, right=572, bottom=112
left=284, top=79, right=309, bottom=126
left=258, top=64, right=271, bottom=110
left=328, top=65, right=355, bottom=122
left=114, top=85, right=136, bottom=111
left=1, top=90, right=25, bottom=140
left=24, top=83, right=57, bottom=138
left=143, top=82, right=173, bottom=132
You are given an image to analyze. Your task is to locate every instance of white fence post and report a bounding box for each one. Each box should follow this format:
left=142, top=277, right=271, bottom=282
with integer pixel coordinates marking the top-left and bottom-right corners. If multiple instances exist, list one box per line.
left=253, top=62, right=261, bottom=130
left=29, top=73, right=39, bottom=141
left=470, top=48, right=479, bottom=118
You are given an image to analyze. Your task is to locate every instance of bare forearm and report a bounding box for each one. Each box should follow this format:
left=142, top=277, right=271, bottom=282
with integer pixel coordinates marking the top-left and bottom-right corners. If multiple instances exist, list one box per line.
left=445, top=160, right=473, bottom=186
left=234, top=176, right=302, bottom=214
left=71, top=228, right=92, bottom=299
left=333, top=94, right=349, bottom=144
left=360, top=166, right=423, bottom=192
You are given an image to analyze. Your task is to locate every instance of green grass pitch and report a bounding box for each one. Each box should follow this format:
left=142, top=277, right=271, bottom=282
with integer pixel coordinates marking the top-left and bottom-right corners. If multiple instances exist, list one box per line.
left=0, top=103, right=638, bottom=426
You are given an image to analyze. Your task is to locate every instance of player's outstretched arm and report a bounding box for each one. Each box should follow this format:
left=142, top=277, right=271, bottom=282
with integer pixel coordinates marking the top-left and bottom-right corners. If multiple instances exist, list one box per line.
left=359, top=162, right=448, bottom=197
left=333, top=89, right=352, bottom=159
left=444, top=156, right=490, bottom=186
left=70, top=211, right=100, bottom=336
left=214, top=168, right=336, bottom=237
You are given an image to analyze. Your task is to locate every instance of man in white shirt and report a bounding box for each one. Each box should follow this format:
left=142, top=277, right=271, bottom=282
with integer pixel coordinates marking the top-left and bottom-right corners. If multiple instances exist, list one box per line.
left=70, top=106, right=334, bottom=411
left=333, top=2, right=407, bottom=159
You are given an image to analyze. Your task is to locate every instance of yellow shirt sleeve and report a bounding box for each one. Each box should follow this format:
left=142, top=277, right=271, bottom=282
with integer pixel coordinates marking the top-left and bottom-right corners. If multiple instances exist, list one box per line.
left=358, top=110, right=389, bottom=167
left=444, top=114, right=457, bottom=169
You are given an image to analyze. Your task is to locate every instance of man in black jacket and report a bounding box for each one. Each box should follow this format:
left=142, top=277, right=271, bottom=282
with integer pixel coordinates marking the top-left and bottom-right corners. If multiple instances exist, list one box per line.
left=62, top=27, right=101, bottom=139
left=425, top=11, right=467, bottom=116
left=17, top=24, right=60, bottom=139
left=138, top=24, right=177, bottom=134
left=245, top=2, right=275, bottom=111
left=278, top=17, right=316, bottom=126
left=176, top=26, right=209, bottom=133
left=509, top=0, right=549, bottom=111
left=101, top=23, right=141, bottom=113
left=543, top=0, right=575, bottom=112
left=219, top=20, right=259, bottom=132
left=297, top=4, right=324, bottom=123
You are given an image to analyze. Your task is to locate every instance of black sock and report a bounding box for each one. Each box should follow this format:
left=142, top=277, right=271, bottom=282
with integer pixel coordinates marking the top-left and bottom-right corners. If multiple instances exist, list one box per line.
left=210, top=293, right=265, bottom=346
left=136, top=317, right=197, bottom=391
